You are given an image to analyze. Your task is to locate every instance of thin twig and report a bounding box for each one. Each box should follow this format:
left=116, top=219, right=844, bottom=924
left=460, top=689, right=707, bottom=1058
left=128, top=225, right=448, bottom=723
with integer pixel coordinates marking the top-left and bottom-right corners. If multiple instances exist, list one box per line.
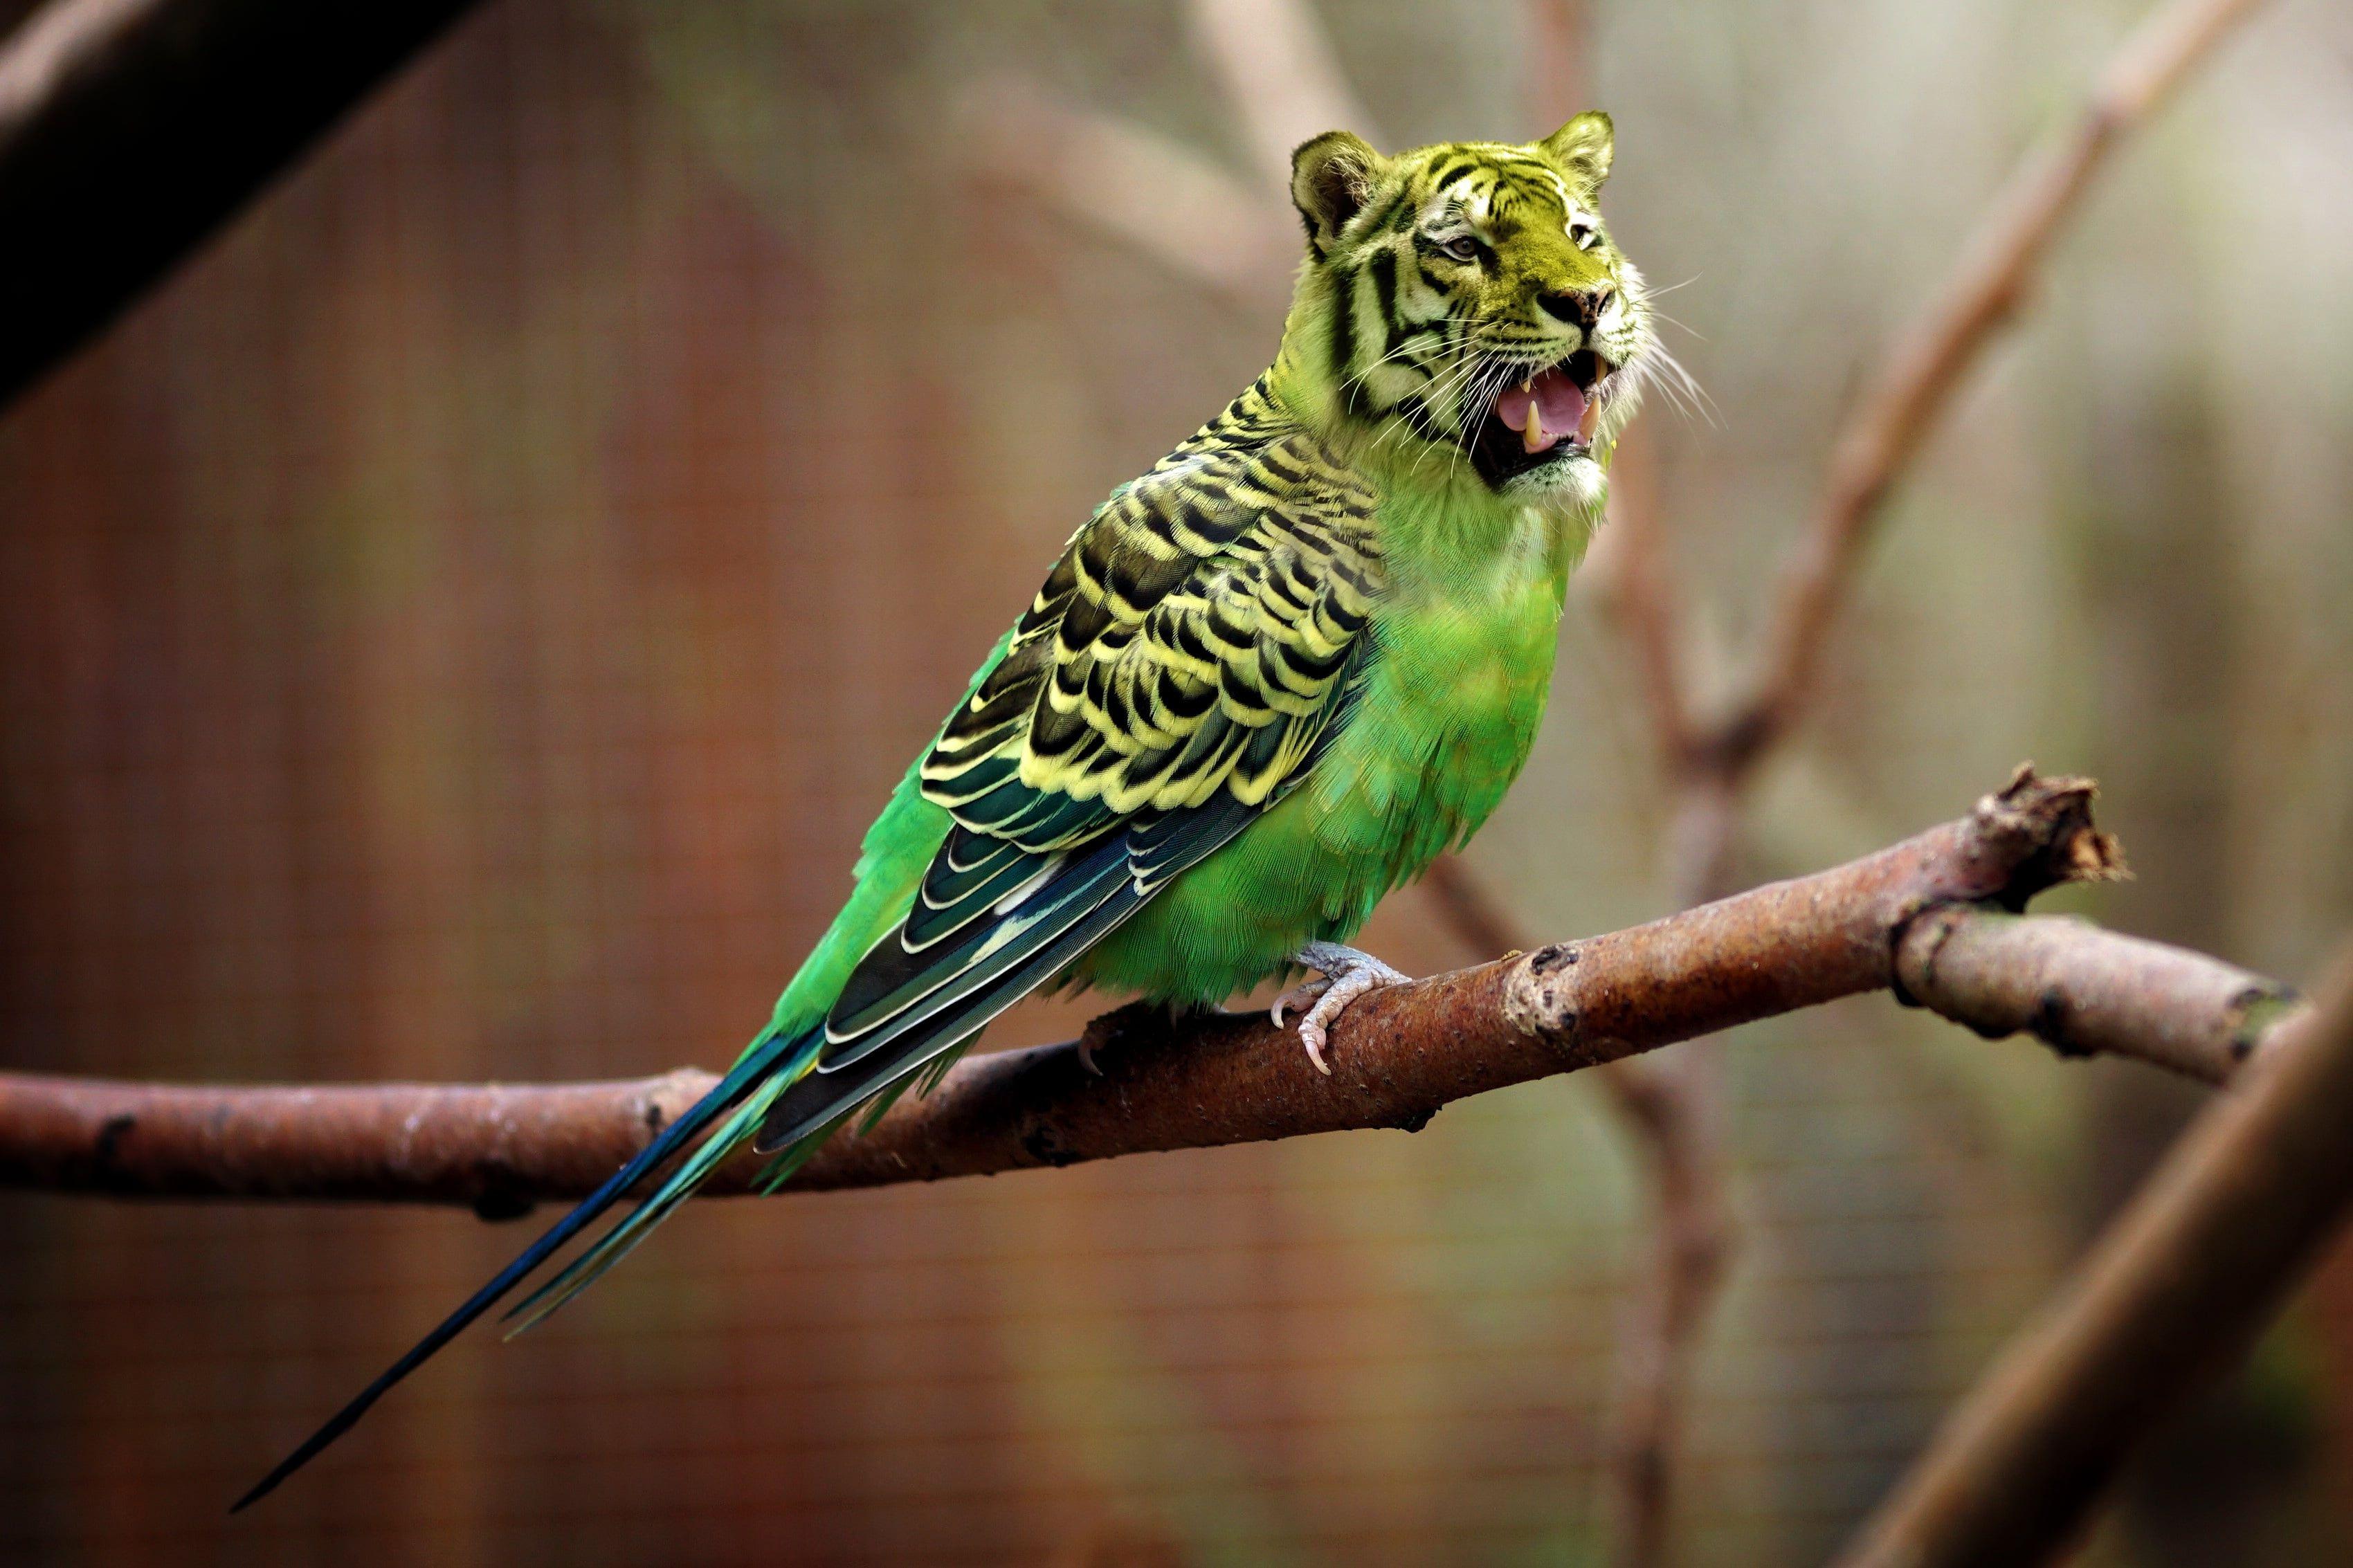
left=1834, top=940, right=2353, bottom=1568
left=1896, top=906, right=2298, bottom=1086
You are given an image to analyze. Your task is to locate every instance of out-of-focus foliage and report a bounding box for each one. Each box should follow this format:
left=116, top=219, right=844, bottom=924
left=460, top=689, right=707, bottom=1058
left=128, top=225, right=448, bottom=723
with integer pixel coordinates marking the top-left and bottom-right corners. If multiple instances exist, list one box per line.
left=3, top=1, right=2351, bottom=1563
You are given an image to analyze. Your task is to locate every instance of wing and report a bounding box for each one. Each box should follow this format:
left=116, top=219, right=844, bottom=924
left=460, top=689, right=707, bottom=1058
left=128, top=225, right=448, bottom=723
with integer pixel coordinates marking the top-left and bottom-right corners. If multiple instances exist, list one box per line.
left=752, top=426, right=1382, bottom=1151
left=920, top=441, right=1382, bottom=850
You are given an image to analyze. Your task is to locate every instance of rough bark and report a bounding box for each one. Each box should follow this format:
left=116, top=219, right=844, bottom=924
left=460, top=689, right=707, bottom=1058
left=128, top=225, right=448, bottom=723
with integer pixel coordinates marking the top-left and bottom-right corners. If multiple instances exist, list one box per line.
left=9, top=769, right=2305, bottom=1215
left=1896, top=906, right=2300, bottom=1086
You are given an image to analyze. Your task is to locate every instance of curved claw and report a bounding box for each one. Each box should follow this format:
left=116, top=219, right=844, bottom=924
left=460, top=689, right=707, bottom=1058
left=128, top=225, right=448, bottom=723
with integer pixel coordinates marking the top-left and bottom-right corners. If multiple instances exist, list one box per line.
left=1269, top=978, right=1332, bottom=1032
left=1298, top=1021, right=1334, bottom=1076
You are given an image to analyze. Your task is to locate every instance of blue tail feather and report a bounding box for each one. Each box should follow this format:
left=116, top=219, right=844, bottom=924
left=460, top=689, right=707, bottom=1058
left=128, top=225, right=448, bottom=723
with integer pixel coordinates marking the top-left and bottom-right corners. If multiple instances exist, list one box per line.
left=228, top=1026, right=815, bottom=1513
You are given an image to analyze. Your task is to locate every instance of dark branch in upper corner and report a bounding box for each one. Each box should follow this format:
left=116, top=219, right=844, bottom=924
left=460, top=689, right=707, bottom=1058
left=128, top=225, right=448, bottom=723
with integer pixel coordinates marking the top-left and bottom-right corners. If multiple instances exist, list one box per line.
left=0, top=769, right=2303, bottom=1213
left=0, top=0, right=489, bottom=408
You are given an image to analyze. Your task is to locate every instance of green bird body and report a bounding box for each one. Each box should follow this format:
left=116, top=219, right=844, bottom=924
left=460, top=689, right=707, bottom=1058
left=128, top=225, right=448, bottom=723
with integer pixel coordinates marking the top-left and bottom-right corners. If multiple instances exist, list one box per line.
left=240, top=111, right=1663, bottom=1506
left=775, top=381, right=1574, bottom=1025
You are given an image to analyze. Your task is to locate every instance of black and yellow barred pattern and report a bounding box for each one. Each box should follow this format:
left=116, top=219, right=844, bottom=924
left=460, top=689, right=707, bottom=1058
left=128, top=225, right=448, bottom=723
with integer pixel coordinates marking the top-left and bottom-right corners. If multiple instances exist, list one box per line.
left=1285, top=114, right=1637, bottom=487
left=1324, top=150, right=1606, bottom=437
left=919, top=376, right=1381, bottom=853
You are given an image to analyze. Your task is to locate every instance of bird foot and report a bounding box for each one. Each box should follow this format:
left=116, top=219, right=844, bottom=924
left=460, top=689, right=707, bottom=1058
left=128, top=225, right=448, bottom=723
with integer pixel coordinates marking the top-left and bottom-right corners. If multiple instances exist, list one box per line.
left=1269, top=942, right=1412, bottom=1075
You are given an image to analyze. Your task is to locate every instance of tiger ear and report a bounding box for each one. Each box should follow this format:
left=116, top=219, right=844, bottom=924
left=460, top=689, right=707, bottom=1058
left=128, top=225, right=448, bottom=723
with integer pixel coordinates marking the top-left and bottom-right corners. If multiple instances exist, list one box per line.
left=1289, top=131, right=1385, bottom=256
left=1541, top=111, right=1614, bottom=190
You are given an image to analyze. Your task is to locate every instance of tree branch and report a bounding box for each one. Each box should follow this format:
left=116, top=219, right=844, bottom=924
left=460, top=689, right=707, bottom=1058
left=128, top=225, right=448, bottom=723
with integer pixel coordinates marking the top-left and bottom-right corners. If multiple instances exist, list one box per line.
left=1182, top=0, right=1381, bottom=185
left=8, top=768, right=2308, bottom=1214
left=1718, top=0, right=2269, bottom=771
left=956, top=79, right=1294, bottom=309
left=1835, top=940, right=2353, bottom=1567
left=0, top=0, right=488, bottom=409
left=1896, top=905, right=2300, bottom=1086
left=955, top=0, right=1386, bottom=310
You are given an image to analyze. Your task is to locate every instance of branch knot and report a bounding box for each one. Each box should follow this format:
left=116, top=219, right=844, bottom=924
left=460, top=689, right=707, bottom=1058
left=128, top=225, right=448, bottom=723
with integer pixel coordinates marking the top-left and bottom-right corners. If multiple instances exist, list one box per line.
left=1503, top=944, right=1592, bottom=1060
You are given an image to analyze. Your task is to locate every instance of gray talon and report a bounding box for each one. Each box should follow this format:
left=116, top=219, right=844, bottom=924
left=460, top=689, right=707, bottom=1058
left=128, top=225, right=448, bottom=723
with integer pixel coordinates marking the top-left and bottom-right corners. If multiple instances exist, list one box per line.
left=1271, top=942, right=1411, bottom=1075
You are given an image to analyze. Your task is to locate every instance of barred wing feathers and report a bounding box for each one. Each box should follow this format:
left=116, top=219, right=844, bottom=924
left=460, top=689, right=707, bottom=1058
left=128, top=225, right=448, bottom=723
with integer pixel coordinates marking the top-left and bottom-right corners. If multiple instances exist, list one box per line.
left=927, top=447, right=1379, bottom=840
left=754, top=423, right=1384, bottom=1145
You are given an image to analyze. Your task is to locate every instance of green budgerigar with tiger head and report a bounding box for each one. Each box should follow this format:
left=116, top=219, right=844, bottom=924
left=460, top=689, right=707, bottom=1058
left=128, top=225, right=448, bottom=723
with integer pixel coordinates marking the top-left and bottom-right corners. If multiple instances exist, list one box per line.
left=239, top=111, right=1664, bottom=1505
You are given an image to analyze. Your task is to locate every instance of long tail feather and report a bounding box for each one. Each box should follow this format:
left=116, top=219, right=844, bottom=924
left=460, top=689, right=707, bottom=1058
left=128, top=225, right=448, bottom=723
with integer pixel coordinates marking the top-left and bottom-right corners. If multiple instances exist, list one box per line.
left=500, top=1077, right=791, bottom=1336
left=508, top=1023, right=990, bottom=1331
left=229, top=1025, right=817, bottom=1513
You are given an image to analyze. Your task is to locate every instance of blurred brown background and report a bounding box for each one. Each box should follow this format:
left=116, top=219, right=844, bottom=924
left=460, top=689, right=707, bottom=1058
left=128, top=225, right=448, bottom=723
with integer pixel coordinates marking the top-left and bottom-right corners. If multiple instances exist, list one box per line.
left=5, top=0, right=2353, bottom=1562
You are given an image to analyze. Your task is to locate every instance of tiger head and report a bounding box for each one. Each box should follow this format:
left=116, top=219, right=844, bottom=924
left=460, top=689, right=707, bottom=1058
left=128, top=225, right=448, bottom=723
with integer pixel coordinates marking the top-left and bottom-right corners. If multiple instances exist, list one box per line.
left=1284, top=114, right=1659, bottom=497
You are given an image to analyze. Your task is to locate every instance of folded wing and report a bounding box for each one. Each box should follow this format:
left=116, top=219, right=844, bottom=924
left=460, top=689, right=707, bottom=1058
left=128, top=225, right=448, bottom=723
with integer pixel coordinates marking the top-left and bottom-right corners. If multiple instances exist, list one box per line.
left=754, top=428, right=1384, bottom=1149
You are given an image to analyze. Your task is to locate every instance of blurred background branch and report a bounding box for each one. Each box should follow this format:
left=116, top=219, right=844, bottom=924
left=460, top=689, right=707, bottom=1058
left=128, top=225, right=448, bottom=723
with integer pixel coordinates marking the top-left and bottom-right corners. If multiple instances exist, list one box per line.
left=1720, top=0, right=2276, bottom=777
left=958, top=80, right=1295, bottom=308
left=954, top=0, right=1384, bottom=310
left=1184, top=0, right=1379, bottom=182
left=1837, top=941, right=2353, bottom=1567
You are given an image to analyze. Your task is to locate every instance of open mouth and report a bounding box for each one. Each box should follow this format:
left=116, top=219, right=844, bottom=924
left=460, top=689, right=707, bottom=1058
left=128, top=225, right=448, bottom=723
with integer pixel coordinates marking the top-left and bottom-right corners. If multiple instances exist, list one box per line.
left=1471, top=349, right=1612, bottom=485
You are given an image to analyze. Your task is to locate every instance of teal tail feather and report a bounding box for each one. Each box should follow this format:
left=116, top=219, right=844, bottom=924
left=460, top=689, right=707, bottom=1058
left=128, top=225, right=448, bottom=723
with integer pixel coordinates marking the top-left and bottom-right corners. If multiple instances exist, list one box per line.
left=498, top=1075, right=795, bottom=1335
left=229, top=1024, right=821, bottom=1513
left=496, top=1026, right=991, bottom=1335
left=497, top=1030, right=988, bottom=1333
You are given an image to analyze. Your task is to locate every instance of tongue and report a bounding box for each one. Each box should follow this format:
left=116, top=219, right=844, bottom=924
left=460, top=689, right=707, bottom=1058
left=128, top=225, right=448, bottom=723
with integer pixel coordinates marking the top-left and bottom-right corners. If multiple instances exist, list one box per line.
left=1495, top=367, right=1588, bottom=453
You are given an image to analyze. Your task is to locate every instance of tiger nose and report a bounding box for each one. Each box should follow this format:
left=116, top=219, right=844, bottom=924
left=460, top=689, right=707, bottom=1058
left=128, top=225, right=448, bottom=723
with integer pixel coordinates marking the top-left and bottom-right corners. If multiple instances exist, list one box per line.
left=1538, top=282, right=1612, bottom=329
